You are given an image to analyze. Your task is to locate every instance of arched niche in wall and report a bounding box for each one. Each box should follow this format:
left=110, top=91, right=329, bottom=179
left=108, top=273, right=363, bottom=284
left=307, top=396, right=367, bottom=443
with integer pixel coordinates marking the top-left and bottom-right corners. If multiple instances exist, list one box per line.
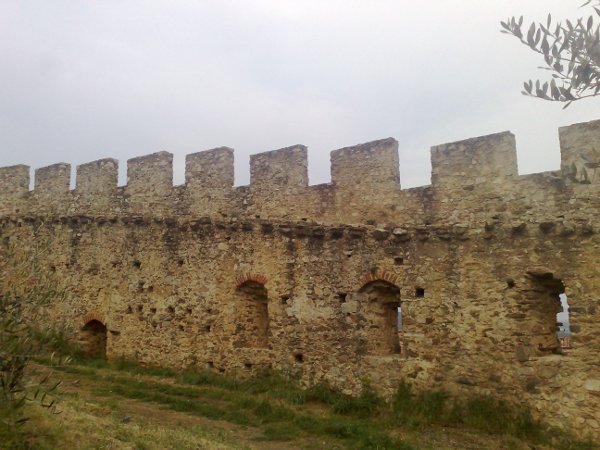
left=233, top=280, right=269, bottom=349
left=358, top=280, right=402, bottom=356
left=78, top=319, right=107, bottom=358
left=519, top=271, right=566, bottom=356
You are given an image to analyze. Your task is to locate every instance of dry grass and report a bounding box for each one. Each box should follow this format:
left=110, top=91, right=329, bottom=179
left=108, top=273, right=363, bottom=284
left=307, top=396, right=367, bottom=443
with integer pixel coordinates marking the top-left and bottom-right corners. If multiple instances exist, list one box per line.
left=21, top=392, right=246, bottom=450
left=11, top=358, right=597, bottom=450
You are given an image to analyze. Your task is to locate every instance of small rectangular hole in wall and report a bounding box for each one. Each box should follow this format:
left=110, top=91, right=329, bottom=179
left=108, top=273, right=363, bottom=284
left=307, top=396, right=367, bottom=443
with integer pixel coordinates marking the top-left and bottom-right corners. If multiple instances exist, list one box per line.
left=294, top=353, right=304, bottom=363
left=177, top=259, right=184, bottom=266
left=207, top=361, right=214, bottom=369
left=280, top=296, right=290, bottom=304
left=244, top=363, right=253, bottom=370
left=186, top=307, right=192, bottom=315
left=415, top=288, right=425, bottom=298
left=178, top=325, right=184, bottom=331
left=150, top=308, right=157, bottom=314
left=126, top=305, right=133, bottom=314
left=205, top=325, right=211, bottom=332
left=338, top=293, right=347, bottom=303
left=394, top=257, right=404, bottom=265
left=133, top=260, right=141, bottom=269
left=136, top=305, right=143, bottom=312
left=167, top=306, right=175, bottom=314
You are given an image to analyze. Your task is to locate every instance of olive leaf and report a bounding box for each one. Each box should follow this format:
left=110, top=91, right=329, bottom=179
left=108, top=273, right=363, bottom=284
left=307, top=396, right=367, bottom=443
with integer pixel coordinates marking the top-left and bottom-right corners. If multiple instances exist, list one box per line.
left=502, top=1, right=600, bottom=105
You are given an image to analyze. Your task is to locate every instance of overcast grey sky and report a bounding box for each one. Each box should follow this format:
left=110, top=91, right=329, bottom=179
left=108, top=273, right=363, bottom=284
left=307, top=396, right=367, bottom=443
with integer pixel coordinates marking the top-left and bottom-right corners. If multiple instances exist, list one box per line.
left=0, top=0, right=598, bottom=188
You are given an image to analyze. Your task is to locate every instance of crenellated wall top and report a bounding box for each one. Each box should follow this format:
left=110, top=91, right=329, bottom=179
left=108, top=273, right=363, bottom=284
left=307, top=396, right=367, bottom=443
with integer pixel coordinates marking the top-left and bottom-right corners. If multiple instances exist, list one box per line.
left=0, top=119, right=598, bottom=226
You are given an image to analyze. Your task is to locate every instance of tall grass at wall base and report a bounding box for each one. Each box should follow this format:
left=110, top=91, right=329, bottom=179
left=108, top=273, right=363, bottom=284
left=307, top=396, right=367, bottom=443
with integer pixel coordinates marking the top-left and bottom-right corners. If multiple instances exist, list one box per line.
left=28, top=332, right=599, bottom=450
left=391, top=380, right=597, bottom=449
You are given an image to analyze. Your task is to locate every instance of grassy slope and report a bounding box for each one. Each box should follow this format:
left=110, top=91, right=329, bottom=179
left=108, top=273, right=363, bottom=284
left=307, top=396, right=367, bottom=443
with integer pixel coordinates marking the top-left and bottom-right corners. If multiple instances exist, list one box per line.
left=12, top=357, right=599, bottom=450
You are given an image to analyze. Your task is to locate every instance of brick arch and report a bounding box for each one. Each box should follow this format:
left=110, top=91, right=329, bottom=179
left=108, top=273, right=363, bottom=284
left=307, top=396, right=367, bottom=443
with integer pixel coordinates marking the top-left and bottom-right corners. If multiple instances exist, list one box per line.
left=82, top=311, right=105, bottom=327
left=358, top=270, right=398, bottom=290
left=79, top=312, right=107, bottom=359
left=356, top=270, right=402, bottom=356
left=235, top=272, right=268, bottom=289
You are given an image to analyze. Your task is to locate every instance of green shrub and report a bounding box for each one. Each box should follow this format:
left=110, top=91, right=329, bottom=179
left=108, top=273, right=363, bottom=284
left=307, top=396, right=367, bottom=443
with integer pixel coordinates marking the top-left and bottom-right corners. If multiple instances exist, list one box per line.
left=0, top=229, right=69, bottom=447
left=392, top=380, right=450, bottom=426
left=332, top=384, right=382, bottom=418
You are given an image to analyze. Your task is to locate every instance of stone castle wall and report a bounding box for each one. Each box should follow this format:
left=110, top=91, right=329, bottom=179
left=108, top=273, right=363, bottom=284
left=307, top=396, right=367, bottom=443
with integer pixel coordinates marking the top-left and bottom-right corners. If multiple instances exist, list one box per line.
left=1, top=119, right=599, bottom=438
